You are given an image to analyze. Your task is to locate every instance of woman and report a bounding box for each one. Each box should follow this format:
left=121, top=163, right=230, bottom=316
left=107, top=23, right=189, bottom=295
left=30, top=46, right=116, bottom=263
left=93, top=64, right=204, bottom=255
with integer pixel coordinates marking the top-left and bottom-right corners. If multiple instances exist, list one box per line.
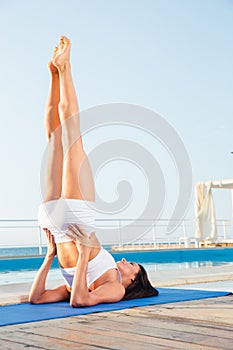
left=29, top=36, right=158, bottom=307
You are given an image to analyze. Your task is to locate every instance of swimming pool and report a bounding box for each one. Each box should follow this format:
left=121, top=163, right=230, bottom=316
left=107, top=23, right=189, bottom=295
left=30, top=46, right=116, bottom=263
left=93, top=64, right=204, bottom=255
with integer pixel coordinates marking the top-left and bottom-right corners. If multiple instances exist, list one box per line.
left=1, top=261, right=231, bottom=285
left=0, top=247, right=233, bottom=285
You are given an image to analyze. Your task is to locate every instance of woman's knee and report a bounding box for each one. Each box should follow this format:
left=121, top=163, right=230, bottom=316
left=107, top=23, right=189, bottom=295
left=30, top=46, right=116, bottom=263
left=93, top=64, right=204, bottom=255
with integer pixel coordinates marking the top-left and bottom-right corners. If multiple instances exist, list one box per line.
left=58, top=102, right=78, bottom=122
left=44, top=117, right=61, bottom=140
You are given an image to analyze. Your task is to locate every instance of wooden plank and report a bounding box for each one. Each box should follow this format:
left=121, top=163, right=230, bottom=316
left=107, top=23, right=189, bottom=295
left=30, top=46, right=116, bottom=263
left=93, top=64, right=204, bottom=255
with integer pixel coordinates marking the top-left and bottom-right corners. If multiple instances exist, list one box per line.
left=0, top=324, right=161, bottom=350
left=55, top=315, right=233, bottom=349
left=71, top=312, right=233, bottom=340
left=0, top=338, right=46, bottom=350
left=9, top=326, right=165, bottom=350
left=0, top=331, right=110, bottom=350
left=148, top=296, right=233, bottom=326
left=101, top=307, right=233, bottom=339
left=1, top=314, right=228, bottom=350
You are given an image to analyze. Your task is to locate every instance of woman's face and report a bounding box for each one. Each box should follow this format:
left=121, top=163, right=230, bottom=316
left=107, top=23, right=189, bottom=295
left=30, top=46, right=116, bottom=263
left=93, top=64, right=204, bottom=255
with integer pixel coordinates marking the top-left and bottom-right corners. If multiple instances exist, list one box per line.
left=116, top=258, right=140, bottom=287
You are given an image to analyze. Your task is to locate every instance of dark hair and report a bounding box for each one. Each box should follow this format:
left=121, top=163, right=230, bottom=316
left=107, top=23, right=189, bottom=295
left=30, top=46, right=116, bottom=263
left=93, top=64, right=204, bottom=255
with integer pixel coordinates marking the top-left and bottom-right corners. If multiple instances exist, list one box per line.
left=122, top=264, right=159, bottom=301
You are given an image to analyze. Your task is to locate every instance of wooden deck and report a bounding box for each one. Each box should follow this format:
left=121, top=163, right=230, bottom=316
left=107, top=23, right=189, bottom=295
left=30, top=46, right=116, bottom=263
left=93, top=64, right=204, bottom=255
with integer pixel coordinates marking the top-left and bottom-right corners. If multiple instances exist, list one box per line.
left=1, top=295, right=233, bottom=349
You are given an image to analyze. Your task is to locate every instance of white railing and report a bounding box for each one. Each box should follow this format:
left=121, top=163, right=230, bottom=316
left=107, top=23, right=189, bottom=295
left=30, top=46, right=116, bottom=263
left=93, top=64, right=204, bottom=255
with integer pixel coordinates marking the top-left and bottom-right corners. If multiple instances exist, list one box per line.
left=0, top=218, right=233, bottom=255
left=0, top=218, right=43, bottom=254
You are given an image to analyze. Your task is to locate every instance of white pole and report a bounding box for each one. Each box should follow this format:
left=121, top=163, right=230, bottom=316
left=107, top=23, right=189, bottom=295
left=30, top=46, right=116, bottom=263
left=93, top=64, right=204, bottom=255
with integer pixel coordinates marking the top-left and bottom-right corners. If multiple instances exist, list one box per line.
left=182, top=220, right=189, bottom=248
left=152, top=222, right=157, bottom=249
left=232, top=189, right=233, bottom=241
left=232, top=190, right=233, bottom=218
left=223, top=220, right=227, bottom=241
left=118, top=220, right=122, bottom=247
left=182, top=220, right=187, bottom=239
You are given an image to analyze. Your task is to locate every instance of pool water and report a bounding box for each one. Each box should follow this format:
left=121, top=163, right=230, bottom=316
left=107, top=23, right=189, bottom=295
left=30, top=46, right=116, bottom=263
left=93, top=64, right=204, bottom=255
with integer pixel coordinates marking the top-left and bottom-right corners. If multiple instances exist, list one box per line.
left=1, top=247, right=233, bottom=285
left=146, top=260, right=229, bottom=271
left=0, top=260, right=231, bottom=285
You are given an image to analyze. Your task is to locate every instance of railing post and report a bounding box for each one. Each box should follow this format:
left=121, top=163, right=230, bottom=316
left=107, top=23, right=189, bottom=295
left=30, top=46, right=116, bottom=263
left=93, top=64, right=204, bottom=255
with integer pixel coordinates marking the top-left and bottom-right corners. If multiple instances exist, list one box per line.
left=152, top=221, right=157, bottom=249
left=118, top=220, right=122, bottom=247
left=223, top=220, right=227, bottom=241
left=182, top=220, right=189, bottom=248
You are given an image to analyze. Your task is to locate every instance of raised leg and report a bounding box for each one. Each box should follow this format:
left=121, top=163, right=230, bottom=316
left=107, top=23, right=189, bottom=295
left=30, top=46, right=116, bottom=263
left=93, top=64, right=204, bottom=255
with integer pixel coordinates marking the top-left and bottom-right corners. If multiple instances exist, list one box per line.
left=53, top=36, right=95, bottom=202
left=42, top=55, right=63, bottom=202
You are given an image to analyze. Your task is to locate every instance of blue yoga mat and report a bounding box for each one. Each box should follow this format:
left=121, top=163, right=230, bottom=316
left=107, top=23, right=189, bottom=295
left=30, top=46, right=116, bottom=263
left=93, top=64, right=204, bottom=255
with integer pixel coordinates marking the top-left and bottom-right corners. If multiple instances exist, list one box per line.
left=0, top=288, right=230, bottom=327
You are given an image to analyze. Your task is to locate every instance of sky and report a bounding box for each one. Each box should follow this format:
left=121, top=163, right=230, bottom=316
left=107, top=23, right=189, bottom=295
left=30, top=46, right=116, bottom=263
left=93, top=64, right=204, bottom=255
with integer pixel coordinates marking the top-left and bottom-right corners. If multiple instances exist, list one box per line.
left=0, top=0, right=233, bottom=246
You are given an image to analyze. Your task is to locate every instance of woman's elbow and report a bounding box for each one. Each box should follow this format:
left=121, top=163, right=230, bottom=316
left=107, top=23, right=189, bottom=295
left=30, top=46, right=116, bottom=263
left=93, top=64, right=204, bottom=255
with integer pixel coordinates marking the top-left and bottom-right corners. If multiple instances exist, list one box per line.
left=70, top=300, right=79, bottom=308
left=28, top=297, right=41, bottom=304
left=70, top=301, right=84, bottom=308
left=70, top=297, right=89, bottom=308
left=28, top=294, right=43, bottom=304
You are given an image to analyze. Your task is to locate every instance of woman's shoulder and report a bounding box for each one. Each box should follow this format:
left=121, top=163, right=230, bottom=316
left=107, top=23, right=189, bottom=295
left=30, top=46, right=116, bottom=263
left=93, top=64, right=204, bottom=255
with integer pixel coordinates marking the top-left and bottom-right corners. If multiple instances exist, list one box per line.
left=91, top=268, right=121, bottom=289
left=99, top=278, right=125, bottom=301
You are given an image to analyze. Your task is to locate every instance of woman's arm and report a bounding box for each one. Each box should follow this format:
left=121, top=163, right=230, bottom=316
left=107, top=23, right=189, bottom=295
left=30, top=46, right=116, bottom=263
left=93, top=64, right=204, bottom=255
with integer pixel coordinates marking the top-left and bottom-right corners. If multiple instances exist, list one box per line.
left=70, top=245, right=124, bottom=307
left=69, top=247, right=91, bottom=307
left=68, top=225, right=125, bottom=307
left=68, top=225, right=95, bottom=306
left=28, top=230, right=69, bottom=304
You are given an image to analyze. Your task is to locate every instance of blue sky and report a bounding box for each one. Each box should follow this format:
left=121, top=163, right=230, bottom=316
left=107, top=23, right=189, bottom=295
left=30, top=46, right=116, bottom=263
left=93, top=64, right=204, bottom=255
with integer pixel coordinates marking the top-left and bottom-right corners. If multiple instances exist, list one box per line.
left=0, top=0, right=233, bottom=245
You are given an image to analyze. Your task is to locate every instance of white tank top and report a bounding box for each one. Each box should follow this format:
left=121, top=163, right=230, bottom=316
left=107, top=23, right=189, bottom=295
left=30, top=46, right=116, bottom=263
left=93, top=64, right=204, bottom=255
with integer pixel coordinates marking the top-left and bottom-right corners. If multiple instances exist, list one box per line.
left=60, top=248, right=122, bottom=288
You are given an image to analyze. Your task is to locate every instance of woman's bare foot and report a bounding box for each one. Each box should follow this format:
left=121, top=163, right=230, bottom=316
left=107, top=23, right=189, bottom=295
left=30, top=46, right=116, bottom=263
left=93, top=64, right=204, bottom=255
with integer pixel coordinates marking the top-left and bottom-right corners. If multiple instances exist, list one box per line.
left=52, top=36, right=71, bottom=71
left=48, top=61, right=59, bottom=74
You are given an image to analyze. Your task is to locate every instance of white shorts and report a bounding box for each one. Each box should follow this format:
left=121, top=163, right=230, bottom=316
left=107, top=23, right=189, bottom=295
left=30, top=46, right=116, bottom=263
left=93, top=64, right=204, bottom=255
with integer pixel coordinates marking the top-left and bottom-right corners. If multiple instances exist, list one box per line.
left=38, top=198, right=95, bottom=243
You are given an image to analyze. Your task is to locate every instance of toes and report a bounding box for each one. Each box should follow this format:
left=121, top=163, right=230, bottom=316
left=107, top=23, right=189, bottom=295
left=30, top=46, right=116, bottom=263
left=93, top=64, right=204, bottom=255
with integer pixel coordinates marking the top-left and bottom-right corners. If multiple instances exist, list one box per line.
left=52, top=46, right=59, bottom=57
left=60, top=35, right=71, bottom=45
left=56, top=36, right=70, bottom=54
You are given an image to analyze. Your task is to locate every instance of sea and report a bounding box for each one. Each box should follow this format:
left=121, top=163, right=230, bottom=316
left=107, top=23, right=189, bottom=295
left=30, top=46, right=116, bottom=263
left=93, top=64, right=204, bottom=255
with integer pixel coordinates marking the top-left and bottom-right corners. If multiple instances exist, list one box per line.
left=0, top=247, right=48, bottom=257
left=0, top=244, right=115, bottom=258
